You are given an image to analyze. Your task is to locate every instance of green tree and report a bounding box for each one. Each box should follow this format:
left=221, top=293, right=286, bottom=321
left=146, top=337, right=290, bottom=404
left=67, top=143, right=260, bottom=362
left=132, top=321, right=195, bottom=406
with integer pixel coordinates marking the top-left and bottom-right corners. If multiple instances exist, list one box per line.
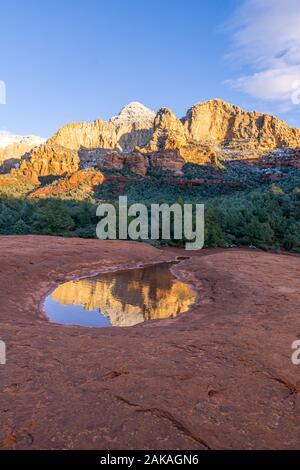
left=33, top=200, right=75, bottom=234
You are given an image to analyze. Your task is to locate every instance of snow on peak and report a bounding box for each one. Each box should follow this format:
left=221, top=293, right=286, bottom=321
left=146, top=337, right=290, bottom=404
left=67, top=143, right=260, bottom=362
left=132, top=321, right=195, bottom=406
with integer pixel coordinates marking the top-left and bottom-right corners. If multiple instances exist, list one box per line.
left=110, top=102, right=156, bottom=126
left=0, top=131, right=45, bottom=149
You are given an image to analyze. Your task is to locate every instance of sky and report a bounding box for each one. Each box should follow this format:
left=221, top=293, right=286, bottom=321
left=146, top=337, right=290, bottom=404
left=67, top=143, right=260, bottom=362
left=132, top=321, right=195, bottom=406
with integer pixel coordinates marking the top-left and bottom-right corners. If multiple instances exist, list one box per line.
left=1, top=0, right=300, bottom=138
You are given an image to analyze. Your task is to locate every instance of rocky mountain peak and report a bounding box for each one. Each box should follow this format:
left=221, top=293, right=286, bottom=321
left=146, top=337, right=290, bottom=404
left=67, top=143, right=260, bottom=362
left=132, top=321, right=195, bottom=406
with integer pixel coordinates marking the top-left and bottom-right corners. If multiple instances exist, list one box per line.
left=184, top=99, right=242, bottom=125
left=10, top=98, right=300, bottom=179
left=109, top=102, right=155, bottom=126
left=154, top=107, right=177, bottom=123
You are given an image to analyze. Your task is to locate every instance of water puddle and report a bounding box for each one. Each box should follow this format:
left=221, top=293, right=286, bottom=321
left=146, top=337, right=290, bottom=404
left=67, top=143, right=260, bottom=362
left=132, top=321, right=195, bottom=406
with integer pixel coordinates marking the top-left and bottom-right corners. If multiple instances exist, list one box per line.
left=44, top=262, right=196, bottom=327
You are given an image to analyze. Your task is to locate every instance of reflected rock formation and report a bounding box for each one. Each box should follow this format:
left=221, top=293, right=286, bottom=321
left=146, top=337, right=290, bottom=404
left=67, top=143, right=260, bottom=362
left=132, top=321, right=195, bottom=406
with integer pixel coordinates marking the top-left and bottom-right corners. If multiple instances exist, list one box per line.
left=51, top=264, right=196, bottom=327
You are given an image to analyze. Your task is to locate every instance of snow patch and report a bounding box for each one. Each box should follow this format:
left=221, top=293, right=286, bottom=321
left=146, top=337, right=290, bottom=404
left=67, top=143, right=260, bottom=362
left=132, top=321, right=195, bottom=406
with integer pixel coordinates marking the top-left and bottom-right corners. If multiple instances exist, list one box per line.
left=0, top=131, right=45, bottom=149
left=110, top=102, right=155, bottom=126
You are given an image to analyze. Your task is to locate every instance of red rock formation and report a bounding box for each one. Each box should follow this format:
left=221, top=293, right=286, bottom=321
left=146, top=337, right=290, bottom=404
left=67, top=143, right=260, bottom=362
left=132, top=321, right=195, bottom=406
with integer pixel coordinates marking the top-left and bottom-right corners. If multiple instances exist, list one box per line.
left=142, top=100, right=300, bottom=164
left=97, top=151, right=125, bottom=170
left=99, top=149, right=184, bottom=176
left=97, top=151, right=149, bottom=176
left=149, top=149, right=185, bottom=176
left=252, top=148, right=300, bottom=169
left=29, top=169, right=105, bottom=199
left=12, top=144, right=80, bottom=183
left=0, top=134, right=45, bottom=170
left=183, top=99, right=300, bottom=149
left=125, top=152, right=149, bottom=176
left=5, top=99, right=300, bottom=186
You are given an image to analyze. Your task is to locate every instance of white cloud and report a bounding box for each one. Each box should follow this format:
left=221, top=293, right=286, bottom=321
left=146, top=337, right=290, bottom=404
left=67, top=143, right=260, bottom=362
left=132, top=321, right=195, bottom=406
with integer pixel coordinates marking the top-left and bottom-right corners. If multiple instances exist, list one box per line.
left=228, top=67, right=300, bottom=102
left=227, top=0, right=300, bottom=109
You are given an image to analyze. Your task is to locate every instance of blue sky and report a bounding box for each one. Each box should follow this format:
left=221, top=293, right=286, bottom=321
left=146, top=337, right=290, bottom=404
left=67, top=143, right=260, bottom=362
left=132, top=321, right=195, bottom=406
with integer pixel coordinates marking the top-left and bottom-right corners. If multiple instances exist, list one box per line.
left=1, top=0, right=300, bottom=137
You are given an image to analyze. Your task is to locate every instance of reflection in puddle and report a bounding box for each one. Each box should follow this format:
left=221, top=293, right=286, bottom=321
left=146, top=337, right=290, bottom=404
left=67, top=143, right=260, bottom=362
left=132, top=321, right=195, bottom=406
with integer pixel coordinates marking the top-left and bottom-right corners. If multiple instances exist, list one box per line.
left=44, top=263, right=196, bottom=327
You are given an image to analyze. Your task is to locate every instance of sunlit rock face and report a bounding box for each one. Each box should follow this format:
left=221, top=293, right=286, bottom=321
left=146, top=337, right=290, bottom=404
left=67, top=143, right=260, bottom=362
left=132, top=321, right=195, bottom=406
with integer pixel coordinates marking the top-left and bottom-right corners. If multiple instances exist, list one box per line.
left=49, top=264, right=196, bottom=327
left=12, top=144, right=80, bottom=183
left=47, top=102, right=155, bottom=153
left=29, top=168, right=105, bottom=199
left=11, top=100, right=300, bottom=182
left=0, top=133, right=45, bottom=171
left=142, top=99, right=300, bottom=164
left=182, top=99, right=300, bottom=149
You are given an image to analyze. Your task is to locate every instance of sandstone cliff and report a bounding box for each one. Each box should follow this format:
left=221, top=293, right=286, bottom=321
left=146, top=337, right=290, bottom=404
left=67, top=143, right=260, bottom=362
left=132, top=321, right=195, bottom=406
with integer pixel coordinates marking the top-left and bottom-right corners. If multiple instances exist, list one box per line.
left=47, top=102, right=155, bottom=153
left=9, top=99, right=300, bottom=182
left=141, top=99, right=300, bottom=164
left=0, top=134, right=45, bottom=171
left=183, top=99, right=300, bottom=149
left=13, top=144, right=80, bottom=183
left=140, top=107, right=220, bottom=165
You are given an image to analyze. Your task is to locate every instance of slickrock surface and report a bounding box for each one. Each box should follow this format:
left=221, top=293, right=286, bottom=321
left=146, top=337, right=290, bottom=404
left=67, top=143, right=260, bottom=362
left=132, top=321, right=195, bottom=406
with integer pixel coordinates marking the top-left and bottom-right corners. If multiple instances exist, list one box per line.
left=0, top=236, right=299, bottom=450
